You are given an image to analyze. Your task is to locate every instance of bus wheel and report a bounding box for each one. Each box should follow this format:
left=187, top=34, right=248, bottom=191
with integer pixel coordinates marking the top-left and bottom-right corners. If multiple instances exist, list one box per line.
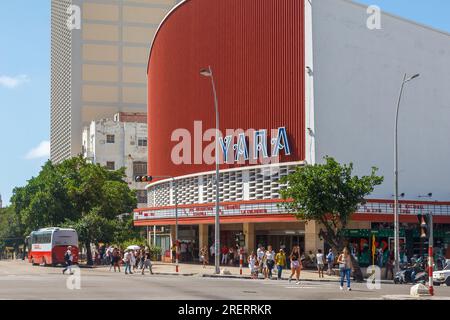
left=52, top=263, right=58, bottom=267
left=31, top=258, right=37, bottom=266
left=41, top=257, right=46, bottom=266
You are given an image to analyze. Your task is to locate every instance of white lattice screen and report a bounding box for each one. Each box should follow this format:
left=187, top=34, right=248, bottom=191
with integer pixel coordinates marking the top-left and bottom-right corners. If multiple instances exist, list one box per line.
left=147, top=164, right=300, bottom=207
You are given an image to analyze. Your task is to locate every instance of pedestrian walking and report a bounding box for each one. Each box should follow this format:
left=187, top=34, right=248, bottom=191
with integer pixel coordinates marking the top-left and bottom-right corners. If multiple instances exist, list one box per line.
left=228, top=247, right=234, bottom=265
left=112, top=249, right=121, bottom=272
left=124, top=250, right=133, bottom=275
left=337, top=247, right=353, bottom=291
left=326, top=249, right=335, bottom=276
left=200, top=246, right=209, bottom=268
left=141, top=251, right=153, bottom=275
left=275, top=249, right=286, bottom=280
left=221, top=245, right=229, bottom=265
left=288, top=246, right=302, bottom=284
left=248, top=252, right=258, bottom=279
left=316, top=249, right=325, bottom=278
left=62, top=246, right=74, bottom=275
left=256, top=245, right=265, bottom=274
left=134, top=250, right=141, bottom=272
left=171, top=243, right=177, bottom=263
left=264, top=245, right=276, bottom=279
left=130, top=250, right=136, bottom=273
left=386, top=252, right=394, bottom=280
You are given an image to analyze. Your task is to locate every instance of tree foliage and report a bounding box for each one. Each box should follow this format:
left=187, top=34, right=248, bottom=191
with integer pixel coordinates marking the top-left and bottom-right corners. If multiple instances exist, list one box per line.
left=280, top=156, right=384, bottom=251
left=0, top=206, right=26, bottom=255
left=10, top=156, right=139, bottom=264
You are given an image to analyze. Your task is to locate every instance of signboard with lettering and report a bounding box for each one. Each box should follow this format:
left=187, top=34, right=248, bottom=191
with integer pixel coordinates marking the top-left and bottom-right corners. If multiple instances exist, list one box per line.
left=134, top=200, right=450, bottom=221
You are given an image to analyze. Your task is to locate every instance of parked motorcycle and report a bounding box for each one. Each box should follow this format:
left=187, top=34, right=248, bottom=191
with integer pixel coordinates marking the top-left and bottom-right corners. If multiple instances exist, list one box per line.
left=394, top=256, right=427, bottom=284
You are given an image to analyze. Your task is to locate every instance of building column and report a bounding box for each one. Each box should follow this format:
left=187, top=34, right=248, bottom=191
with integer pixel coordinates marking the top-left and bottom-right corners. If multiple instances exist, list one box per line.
left=305, top=220, right=324, bottom=254
left=243, top=222, right=255, bottom=254
left=199, top=224, right=208, bottom=250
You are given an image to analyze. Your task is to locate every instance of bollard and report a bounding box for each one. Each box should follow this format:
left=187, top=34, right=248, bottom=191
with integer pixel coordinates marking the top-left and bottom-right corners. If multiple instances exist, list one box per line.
left=428, top=246, right=434, bottom=296
left=239, top=254, right=243, bottom=275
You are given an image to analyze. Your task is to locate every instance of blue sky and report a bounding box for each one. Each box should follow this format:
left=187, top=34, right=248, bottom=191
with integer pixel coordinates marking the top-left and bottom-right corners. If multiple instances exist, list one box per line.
left=0, top=0, right=450, bottom=206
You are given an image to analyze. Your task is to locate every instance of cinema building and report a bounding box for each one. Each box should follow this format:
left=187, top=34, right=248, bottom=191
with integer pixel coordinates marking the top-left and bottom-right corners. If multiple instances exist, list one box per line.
left=134, top=0, right=450, bottom=263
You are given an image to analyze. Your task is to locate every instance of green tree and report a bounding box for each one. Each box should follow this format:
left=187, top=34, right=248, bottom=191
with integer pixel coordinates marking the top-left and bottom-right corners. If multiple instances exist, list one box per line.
left=0, top=206, right=26, bottom=257
left=279, top=156, right=383, bottom=280
left=11, top=161, right=77, bottom=234
left=12, top=156, right=138, bottom=265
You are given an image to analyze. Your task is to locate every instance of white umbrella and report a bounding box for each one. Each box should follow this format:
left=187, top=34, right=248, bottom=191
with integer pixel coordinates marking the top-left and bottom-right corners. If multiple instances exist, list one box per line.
left=126, top=245, right=140, bottom=251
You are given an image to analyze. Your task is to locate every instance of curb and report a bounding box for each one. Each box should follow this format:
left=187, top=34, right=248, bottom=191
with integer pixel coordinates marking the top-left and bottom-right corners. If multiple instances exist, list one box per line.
left=153, top=272, right=196, bottom=276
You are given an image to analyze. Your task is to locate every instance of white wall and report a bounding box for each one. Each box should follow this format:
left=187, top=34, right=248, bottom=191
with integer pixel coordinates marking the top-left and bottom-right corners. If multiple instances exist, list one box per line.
left=312, top=0, right=450, bottom=201
left=82, top=117, right=148, bottom=206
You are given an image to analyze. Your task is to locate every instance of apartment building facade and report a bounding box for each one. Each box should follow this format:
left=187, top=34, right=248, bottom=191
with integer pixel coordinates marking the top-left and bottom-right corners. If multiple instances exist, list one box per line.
left=50, top=0, right=180, bottom=163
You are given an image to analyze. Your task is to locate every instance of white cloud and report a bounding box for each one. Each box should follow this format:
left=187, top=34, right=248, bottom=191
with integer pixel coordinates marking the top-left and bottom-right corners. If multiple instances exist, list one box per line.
left=25, top=141, right=50, bottom=160
left=0, top=74, right=30, bottom=89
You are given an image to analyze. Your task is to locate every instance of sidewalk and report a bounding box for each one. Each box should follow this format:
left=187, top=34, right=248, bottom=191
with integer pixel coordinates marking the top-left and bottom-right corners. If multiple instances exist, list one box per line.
left=149, top=262, right=349, bottom=282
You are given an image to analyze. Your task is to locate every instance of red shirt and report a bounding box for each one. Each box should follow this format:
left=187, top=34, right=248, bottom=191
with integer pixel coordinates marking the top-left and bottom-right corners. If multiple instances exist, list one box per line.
left=221, top=247, right=229, bottom=254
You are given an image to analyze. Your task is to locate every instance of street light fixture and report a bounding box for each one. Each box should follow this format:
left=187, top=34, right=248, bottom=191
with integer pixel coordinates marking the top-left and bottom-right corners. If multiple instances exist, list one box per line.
left=394, top=72, right=420, bottom=274
left=200, top=65, right=221, bottom=275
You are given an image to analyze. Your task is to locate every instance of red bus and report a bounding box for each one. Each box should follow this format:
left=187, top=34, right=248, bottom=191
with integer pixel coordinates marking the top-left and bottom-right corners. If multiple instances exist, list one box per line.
left=27, top=228, right=79, bottom=266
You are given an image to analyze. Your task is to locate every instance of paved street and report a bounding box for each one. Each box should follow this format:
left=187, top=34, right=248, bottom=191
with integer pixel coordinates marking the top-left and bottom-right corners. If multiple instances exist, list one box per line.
left=1, top=260, right=450, bottom=300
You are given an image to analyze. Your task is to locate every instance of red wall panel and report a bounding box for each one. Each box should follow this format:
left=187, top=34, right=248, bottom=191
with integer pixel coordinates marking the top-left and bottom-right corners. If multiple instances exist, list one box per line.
left=148, top=0, right=305, bottom=178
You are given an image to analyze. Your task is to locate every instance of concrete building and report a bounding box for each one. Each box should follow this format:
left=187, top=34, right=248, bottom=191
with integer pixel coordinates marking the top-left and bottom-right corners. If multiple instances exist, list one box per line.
left=82, top=112, right=148, bottom=208
left=50, top=0, right=180, bottom=163
left=134, top=0, right=450, bottom=263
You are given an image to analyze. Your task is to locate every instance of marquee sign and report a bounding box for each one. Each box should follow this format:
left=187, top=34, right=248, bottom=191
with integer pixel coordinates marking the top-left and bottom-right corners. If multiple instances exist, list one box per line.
left=134, top=201, right=287, bottom=220
left=134, top=200, right=450, bottom=221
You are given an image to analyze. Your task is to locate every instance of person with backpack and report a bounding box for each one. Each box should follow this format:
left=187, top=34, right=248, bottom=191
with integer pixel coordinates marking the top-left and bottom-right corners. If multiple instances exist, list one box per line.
left=62, top=246, right=73, bottom=275
left=326, top=249, right=335, bottom=276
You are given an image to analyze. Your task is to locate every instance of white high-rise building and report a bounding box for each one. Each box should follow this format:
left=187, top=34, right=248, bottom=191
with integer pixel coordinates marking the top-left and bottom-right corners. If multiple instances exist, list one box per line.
left=50, top=0, right=180, bottom=163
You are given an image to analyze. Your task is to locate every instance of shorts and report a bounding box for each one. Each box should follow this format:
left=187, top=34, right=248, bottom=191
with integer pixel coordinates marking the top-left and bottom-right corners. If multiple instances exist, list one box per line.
left=144, top=260, right=152, bottom=267
left=291, top=260, right=300, bottom=269
left=200, top=255, right=205, bottom=262
left=317, top=263, right=324, bottom=270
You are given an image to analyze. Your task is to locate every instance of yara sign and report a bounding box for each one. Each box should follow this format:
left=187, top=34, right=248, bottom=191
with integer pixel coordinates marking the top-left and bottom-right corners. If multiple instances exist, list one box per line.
left=170, top=121, right=291, bottom=165
left=219, top=127, right=290, bottom=163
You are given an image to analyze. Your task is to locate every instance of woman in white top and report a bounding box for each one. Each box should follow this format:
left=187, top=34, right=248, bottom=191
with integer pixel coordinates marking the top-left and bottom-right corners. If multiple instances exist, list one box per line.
left=247, top=252, right=258, bottom=279
left=264, top=246, right=276, bottom=279
left=337, top=247, right=353, bottom=291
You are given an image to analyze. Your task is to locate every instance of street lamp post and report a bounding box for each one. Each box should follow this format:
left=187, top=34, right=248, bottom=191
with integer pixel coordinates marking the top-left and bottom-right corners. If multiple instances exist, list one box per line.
left=394, top=73, right=420, bottom=273
left=200, top=66, right=221, bottom=274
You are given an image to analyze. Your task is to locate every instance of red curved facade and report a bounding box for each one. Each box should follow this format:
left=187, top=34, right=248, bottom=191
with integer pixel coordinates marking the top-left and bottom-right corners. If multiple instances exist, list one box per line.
left=147, top=0, right=305, bottom=178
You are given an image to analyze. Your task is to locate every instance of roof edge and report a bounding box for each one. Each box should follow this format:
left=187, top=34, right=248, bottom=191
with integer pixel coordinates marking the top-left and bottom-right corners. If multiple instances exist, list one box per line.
left=146, top=0, right=189, bottom=74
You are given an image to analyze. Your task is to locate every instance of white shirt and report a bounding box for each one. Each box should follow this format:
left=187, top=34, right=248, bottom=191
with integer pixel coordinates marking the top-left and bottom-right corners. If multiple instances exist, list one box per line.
left=210, top=245, right=215, bottom=255
left=257, top=248, right=265, bottom=260
left=316, top=253, right=324, bottom=265
left=124, top=251, right=130, bottom=262
left=265, top=251, right=275, bottom=261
